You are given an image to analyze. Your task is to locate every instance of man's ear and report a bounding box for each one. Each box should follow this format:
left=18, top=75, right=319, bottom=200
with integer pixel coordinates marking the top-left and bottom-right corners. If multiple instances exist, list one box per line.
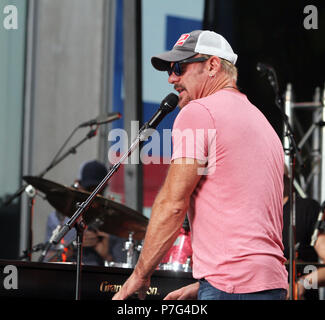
left=207, top=56, right=221, bottom=76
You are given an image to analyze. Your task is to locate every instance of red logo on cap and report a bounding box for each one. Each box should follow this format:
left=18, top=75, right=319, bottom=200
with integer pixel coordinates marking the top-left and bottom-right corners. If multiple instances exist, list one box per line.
left=174, top=34, right=190, bottom=46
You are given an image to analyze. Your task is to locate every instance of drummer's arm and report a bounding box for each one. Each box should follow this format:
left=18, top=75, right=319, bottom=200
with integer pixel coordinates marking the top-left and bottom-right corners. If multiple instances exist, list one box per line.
left=135, top=158, right=203, bottom=276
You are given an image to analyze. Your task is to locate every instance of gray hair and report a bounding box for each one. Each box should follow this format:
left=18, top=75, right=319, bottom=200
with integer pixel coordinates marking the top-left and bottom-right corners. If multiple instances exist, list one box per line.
left=201, top=54, right=238, bottom=82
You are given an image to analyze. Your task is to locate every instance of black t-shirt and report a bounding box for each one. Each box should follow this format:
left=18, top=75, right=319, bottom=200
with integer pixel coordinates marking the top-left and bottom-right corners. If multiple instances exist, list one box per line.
left=283, top=196, right=320, bottom=262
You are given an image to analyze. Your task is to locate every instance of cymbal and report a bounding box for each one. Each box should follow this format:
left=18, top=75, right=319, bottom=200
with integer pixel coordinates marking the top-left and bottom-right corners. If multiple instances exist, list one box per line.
left=23, top=176, right=148, bottom=240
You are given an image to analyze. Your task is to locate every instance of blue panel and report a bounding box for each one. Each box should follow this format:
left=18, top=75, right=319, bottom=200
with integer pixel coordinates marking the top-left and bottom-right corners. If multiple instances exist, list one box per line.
left=112, top=0, right=124, bottom=130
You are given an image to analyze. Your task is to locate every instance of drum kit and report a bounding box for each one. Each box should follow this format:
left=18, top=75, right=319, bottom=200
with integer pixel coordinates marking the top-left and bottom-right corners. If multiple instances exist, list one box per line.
left=22, top=175, right=192, bottom=273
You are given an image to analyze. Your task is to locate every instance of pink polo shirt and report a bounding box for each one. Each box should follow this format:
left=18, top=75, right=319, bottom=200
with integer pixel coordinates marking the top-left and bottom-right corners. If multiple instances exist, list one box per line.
left=171, top=89, right=288, bottom=293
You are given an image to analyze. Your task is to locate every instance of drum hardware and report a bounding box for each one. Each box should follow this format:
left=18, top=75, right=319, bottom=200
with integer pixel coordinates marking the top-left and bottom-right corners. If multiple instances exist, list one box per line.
left=22, top=171, right=147, bottom=299
left=18, top=242, right=46, bottom=260
left=22, top=176, right=149, bottom=241
left=38, top=225, right=62, bottom=262
left=22, top=161, right=148, bottom=298
left=159, top=256, right=192, bottom=272
left=106, top=261, right=132, bottom=268
left=22, top=175, right=149, bottom=299
left=159, top=223, right=192, bottom=273
left=42, top=241, right=73, bottom=263
left=183, top=257, right=192, bottom=272
left=18, top=235, right=73, bottom=263
left=122, top=232, right=143, bottom=268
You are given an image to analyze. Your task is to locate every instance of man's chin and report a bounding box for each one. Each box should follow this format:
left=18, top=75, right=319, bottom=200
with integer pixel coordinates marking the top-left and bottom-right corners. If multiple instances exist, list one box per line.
left=178, top=94, right=190, bottom=108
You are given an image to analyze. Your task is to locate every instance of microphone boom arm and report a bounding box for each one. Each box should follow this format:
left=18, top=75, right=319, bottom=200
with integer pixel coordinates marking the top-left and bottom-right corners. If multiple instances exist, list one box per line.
left=52, top=92, right=178, bottom=245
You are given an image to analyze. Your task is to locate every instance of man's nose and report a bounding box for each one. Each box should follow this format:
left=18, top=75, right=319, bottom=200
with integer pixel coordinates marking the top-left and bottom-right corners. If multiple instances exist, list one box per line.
left=168, top=72, right=180, bottom=84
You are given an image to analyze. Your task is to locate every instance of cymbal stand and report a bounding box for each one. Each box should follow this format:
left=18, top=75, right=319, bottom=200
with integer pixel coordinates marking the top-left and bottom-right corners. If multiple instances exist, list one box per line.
left=18, top=242, right=44, bottom=260
left=123, top=232, right=142, bottom=268
left=74, top=217, right=87, bottom=300
left=124, top=232, right=136, bottom=268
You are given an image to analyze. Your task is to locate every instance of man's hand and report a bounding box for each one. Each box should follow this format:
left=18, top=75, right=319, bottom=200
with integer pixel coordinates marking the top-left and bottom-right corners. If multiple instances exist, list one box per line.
left=164, top=282, right=199, bottom=300
left=83, top=230, right=99, bottom=247
left=83, top=230, right=111, bottom=261
left=112, top=271, right=151, bottom=300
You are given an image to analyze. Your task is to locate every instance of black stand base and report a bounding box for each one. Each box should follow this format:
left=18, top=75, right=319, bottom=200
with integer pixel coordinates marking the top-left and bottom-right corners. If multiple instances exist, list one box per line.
left=74, top=219, right=87, bottom=300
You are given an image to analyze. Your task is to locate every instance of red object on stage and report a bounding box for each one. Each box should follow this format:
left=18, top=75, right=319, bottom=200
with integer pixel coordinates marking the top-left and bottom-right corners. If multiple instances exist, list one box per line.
left=161, top=227, right=192, bottom=265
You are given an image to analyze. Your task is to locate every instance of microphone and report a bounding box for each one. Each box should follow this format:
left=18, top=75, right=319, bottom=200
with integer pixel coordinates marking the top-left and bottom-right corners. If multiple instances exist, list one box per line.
left=256, top=62, right=280, bottom=93
left=78, top=112, right=122, bottom=128
left=310, top=201, right=325, bottom=246
left=38, top=225, right=62, bottom=262
left=146, top=93, right=179, bottom=129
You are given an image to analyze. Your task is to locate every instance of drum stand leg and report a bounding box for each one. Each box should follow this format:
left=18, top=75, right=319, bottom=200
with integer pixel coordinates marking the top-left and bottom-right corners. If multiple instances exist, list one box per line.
left=124, top=232, right=135, bottom=268
left=123, top=232, right=142, bottom=268
left=74, top=218, right=86, bottom=300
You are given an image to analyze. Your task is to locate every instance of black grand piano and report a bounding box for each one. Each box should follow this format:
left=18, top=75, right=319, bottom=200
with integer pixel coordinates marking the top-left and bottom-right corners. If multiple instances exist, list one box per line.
left=0, top=259, right=196, bottom=300
left=1, top=259, right=323, bottom=300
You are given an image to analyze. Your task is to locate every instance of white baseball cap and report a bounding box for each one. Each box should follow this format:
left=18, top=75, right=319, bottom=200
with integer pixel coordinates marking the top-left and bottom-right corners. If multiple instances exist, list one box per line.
left=151, top=30, right=238, bottom=71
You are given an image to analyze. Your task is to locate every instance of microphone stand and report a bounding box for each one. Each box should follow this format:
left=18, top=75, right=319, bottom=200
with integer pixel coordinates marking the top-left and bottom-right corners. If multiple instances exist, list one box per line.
left=262, top=65, right=304, bottom=300
left=51, top=92, right=178, bottom=300
left=51, top=122, right=153, bottom=300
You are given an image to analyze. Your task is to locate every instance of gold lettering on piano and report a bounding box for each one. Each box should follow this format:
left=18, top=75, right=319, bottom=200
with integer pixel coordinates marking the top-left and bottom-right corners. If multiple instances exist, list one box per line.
left=99, top=281, right=159, bottom=295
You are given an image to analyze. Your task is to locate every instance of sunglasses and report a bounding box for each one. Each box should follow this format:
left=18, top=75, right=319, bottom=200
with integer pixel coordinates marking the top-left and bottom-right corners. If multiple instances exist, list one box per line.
left=167, top=57, right=209, bottom=77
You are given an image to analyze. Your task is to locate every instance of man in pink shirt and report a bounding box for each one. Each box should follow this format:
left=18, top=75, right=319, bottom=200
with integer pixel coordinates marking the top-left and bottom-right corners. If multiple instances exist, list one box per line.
left=113, top=30, right=288, bottom=300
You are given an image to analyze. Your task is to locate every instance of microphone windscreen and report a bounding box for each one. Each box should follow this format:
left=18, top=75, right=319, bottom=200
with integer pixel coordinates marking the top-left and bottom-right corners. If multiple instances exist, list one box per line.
left=160, top=93, right=179, bottom=112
